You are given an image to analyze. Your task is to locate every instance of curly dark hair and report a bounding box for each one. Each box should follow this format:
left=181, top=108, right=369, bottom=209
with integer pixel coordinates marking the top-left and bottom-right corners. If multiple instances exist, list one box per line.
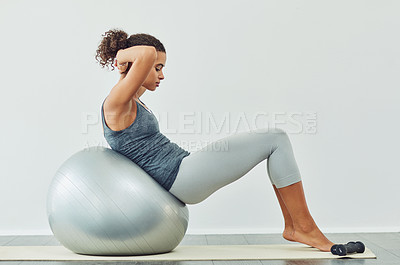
left=95, top=28, right=166, bottom=71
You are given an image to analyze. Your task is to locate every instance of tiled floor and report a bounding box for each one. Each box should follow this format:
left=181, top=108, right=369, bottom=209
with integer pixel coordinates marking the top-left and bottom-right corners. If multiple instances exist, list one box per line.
left=0, top=233, right=399, bottom=264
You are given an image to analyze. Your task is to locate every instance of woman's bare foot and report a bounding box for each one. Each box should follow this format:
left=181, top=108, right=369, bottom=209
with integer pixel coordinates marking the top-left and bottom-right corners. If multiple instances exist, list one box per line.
left=289, top=225, right=334, bottom=252
left=282, top=223, right=334, bottom=252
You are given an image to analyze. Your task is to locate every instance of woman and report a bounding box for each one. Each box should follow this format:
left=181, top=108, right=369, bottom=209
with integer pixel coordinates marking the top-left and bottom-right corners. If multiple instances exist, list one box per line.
left=95, top=29, right=334, bottom=252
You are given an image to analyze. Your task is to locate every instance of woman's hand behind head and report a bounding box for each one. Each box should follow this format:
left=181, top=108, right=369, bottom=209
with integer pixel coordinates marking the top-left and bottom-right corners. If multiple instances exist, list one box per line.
left=114, top=60, right=130, bottom=74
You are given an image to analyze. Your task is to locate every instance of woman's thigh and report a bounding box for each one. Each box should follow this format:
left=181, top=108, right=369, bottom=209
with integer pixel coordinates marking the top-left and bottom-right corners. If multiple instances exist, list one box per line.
left=169, top=128, right=294, bottom=204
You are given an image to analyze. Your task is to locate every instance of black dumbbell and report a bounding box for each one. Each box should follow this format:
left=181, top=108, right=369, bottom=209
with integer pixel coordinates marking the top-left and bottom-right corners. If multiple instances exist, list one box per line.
left=331, top=241, right=365, bottom=256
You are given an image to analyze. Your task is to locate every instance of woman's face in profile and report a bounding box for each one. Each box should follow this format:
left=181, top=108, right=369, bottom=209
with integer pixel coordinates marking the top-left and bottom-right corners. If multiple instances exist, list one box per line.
left=142, top=51, right=166, bottom=91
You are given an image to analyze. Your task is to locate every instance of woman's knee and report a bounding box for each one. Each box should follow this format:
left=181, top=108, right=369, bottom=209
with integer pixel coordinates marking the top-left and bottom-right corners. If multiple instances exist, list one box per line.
left=255, top=127, right=290, bottom=144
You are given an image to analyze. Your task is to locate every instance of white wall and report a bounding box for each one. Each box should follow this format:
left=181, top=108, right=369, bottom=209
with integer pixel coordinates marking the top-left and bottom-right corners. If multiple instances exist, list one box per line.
left=0, top=0, right=399, bottom=235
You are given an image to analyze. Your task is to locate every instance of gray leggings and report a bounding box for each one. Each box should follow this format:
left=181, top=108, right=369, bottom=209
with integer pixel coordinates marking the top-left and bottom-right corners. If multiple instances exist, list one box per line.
left=169, top=128, right=302, bottom=204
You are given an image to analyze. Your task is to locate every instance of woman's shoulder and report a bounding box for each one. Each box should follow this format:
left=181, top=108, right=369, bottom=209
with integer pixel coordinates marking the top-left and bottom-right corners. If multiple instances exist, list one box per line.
left=103, top=97, right=138, bottom=132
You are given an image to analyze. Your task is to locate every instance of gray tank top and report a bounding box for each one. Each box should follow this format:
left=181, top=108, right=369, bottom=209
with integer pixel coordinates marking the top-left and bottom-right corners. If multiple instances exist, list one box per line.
left=100, top=98, right=190, bottom=191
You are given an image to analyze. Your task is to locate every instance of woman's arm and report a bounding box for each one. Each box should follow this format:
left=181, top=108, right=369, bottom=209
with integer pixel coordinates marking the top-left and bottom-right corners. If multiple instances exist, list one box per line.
left=107, top=46, right=157, bottom=109
left=116, top=45, right=156, bottom=65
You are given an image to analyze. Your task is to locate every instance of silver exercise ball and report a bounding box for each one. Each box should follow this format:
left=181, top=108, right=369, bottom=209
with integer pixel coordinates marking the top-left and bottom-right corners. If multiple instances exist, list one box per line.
left=47, top=146, right=189, bottom=256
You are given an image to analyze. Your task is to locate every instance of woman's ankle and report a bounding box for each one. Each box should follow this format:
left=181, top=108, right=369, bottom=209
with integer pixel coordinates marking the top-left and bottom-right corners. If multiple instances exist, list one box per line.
left=284, top=223, right=294, bottom=231
left=293, top=219, right=318, bottom=233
